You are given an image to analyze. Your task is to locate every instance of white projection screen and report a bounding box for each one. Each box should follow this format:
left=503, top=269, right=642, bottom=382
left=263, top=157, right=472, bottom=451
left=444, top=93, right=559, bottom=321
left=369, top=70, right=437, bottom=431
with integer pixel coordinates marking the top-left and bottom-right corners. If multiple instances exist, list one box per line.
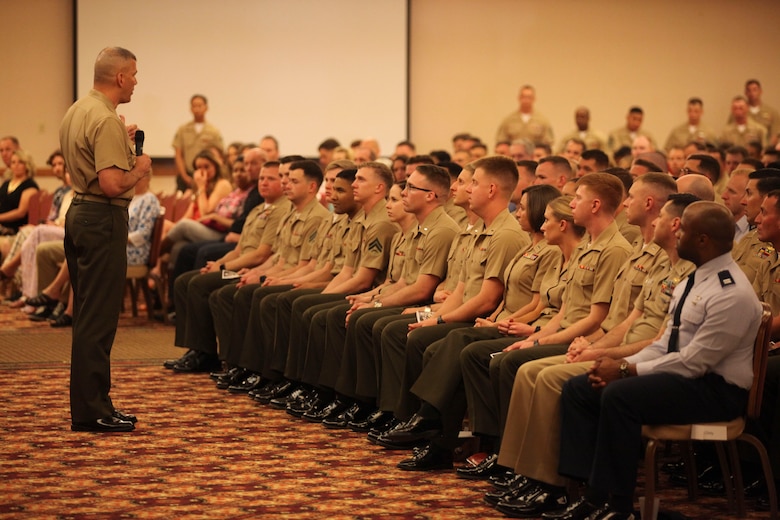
left=76, top=0, right=408, bottom=158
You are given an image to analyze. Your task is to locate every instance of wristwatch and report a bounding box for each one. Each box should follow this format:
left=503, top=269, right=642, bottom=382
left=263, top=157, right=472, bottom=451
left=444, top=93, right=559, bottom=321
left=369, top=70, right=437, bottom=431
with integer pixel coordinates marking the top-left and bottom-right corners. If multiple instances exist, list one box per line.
left=436, top=315, right=445, bottom=324
left=373, top=300, right=383, bottom=308
left=619, top=360, right=630, bottom=378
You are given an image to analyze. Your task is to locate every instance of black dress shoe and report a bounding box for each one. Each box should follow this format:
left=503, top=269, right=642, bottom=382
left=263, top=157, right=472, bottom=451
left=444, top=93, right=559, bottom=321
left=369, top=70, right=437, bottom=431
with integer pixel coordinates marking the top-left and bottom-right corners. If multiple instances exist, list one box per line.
left=323, top=403, right=363, bottom=429
left=368, top=417, right=399, bottom=444
left=215, top=367, right=246, bottom=387
left=456, top=453, right=507, bottom=480
left=302, top=398, right=349, bottom=423
left=112, top=409, right=138, bottom=424
left=227, top=373, right=264, bottom=393
left=397, top=442, right=453, bottom=471
left=248, top=380, right=277, bottom=401
left=253, top=380, right=293, bottom=404
left=669, top=463, right=720, bottom=487
left=541, top=497, right=597, bottom=520
left=494, top=485, right=568, bottom=517
left=72, top=416, right=135, bottom=432
left=172, top=350, right=221, bottom=373
left=269, top=386, right=306, bottom=409
left=484, top=477, right=534, bottom=507
left=349, top=408, right=389, bottom=432
left=376, top=413, right=441, bottom=448
left=286, top=390, right=317, bottom=417
left=163, top=349, right=195, bottom=369
left=490, top=471, right=525, bottom=490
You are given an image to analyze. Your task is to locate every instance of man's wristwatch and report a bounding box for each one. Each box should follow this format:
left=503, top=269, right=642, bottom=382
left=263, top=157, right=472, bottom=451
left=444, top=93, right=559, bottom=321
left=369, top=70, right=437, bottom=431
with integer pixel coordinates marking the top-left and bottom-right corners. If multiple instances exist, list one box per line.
left=436, top=315, right=445, bottom=324
left=373, top=300, right=383, bottom=308
left=619, top=360, right=630, bottom=378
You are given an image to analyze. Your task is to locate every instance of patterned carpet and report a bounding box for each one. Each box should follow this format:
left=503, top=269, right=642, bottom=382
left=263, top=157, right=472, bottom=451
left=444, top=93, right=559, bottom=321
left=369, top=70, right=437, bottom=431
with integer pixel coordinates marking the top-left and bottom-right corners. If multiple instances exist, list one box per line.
left=0, top=303, right=772, bottom=519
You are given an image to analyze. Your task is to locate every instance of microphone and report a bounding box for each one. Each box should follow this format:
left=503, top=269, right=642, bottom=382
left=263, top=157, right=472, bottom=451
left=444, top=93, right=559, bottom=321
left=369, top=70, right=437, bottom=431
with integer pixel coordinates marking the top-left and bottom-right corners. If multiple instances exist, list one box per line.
left=135, top=130, right=145, bottom=156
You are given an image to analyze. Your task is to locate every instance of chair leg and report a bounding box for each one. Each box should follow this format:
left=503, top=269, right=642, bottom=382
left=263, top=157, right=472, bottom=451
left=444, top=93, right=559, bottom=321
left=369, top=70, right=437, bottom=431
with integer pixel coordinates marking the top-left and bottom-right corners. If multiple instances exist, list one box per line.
left=739, top=433, right=778, bottom=520
left=726, top=441, right=746, bottom=518
left=644, top=439, right=658, bottom=520
left=140, top=279, right=154, bottom=320
left=681, top=441, right=698, bottom=500
left=715, top=442, right=736, bottom=514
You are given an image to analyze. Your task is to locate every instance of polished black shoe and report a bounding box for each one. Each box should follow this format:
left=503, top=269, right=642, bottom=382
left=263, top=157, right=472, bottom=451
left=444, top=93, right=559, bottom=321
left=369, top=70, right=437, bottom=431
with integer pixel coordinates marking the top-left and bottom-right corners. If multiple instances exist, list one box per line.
left=484, top=476, right=533, bottom=507
left=253, top=380, right=293, bottom=404
left=541, top=497, right=597, bottom=520
left=669, top=463, right=719, bottom=487
left=495, top=485, right=568, bottom=517
left=286, top=390, right=317, bottom=417
left=29, top=303, right=57, bottom=321
left=163, top=349, right=196, bottom=369
left=397, top=442, right=453, bottom=471
left=456, top=453, right=507, bottom=480
left=112, top=409, right=138, bottom=424
left=172, top=350, right=221, bottom=373
left=270, top=386, right=306, bottom=409
left=215, top=367, right=246, bottom=387
left=248, top=380, right=277, bottom=401
left=490, top=471, right=525, bottom=490
left=302, top=397, right=349, bottom=423
left=349, top=408, right=388, bottom=432
left=699, top=474, right=764, bottom=497
left=72, top=416, right=135, bottom=432
left=376, top=413, right=441, bottom=448
left=368, top=417, right=399, bottom=444
left=323, top=402, right=362, bottom=429
left=228, top=373, right=264, bottom=393
left=48, top=301, right=66, bottom=321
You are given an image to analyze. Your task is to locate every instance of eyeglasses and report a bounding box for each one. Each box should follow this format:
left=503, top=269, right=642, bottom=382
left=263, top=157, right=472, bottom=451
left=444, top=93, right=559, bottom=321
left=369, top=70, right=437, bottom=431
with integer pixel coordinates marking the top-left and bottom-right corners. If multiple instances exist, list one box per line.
left=405, top=183, right=438, bottom=197
left=679, top=167, right=704, bottom=176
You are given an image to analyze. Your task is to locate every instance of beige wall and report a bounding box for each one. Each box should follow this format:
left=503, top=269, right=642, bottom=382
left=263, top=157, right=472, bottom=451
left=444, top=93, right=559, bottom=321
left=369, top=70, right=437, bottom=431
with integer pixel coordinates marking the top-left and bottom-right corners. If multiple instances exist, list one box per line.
left=410, top=0, right=780, bottom=154
left=4, top=0, right=780, bottom=173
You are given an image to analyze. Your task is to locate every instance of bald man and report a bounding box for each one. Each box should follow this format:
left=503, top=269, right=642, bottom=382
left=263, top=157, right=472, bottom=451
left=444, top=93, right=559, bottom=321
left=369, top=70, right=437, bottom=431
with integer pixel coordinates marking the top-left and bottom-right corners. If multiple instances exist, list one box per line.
left=557, top=201, right=762, bottom=520
left=677, top=173, right=714, bottom=202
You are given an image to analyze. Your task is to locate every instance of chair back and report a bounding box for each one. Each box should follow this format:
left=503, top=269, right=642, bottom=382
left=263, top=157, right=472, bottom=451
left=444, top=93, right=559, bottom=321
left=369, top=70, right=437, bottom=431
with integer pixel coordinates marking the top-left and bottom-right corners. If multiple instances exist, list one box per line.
left=146, top=209, right=166, bottom=269
left=747, top=302, right=773, bottom=420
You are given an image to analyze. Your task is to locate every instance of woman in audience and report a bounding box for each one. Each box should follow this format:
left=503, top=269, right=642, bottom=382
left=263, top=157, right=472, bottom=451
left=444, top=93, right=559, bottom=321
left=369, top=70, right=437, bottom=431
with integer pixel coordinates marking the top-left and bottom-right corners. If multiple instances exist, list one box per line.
left=1, top=152, right=72, bottom=305
left=157, top=150, right=235, bottom=268
left=0, top=149, right=39, bottom=262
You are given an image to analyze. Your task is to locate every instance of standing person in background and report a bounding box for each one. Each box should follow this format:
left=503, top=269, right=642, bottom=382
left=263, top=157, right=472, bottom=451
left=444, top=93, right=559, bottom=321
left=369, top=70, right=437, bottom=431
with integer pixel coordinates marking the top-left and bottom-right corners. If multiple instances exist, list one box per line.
left=172, top=94, right=224, bottom=192
left=59, top=46, right=152, bottom=432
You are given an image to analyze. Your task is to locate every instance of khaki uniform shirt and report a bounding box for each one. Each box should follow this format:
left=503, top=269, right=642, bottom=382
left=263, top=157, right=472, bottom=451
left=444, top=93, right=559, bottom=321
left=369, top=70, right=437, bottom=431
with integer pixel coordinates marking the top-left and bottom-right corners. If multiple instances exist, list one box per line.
left=343, top=200, right=399, bottom=286
left=607, top=127, right=655, bottom=152
left=600, top=241, right=667, bottom=333
left=171, top=121, right=224, bottom=171
left=733, top=228, right=774, bottom=281
left=387, top=229, right=411, bottom=283
left=438, top=220, right=478, bottom=293
left=59, top=89, right=134, bottom=198
left=461, top=210, right=528, bottom=303
left=753, top=249, right=780, bottom=317
left=496, top=239, right=561, bottom=321
left=721, top=119, right=767, bottom=148
left=273, top=197, right=331, bottom=269
left=312, top=213, right=345, bottom=267
left=496, top=111, right=554, bottom=145
left=559, top=221, right=633, bottom=329
left=728, top=104, right=780, bottom=143
left=330, top=214, right=357, bottom=275
left=615, top=211, right=641, bottom=245
left=664, top=122, right=719, bottom=150
left=558, top=129, right=607, bottom=151
left=402, top=206, right=459, bottom=285
left=237, top=198, right=292, bottom=255
left=444, top=199, right=469, bottom=228
left=627, top=258, right=696, bottom=344
left=531, top=255, right=572, bottom=328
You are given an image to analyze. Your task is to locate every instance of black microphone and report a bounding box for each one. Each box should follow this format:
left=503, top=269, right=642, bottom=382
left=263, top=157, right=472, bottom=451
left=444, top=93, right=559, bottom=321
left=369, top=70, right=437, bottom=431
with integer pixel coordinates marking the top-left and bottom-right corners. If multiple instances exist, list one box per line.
left=135, top=130, right=145, bottom=156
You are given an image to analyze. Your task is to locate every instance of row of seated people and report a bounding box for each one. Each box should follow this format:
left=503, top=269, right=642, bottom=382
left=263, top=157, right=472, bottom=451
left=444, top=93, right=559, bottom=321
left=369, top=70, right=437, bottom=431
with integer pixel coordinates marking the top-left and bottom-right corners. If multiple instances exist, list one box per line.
left=0, top=161, right=160, bottom=326
left=161, top=152, right=780, bottom=519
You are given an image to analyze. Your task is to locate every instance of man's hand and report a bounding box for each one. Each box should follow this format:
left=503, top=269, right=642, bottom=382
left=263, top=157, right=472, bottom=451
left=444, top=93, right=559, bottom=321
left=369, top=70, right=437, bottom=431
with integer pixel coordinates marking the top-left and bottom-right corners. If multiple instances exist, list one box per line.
left=587, top=357, right=622, bottom=389
left=474, top=317, right=496, bottom=328
left=408, top=316, right=438, bottom=331
left=565, top=336, right=591, bottom=363
left=433, top=290, right=451, bottom=303
left=497, top=319, right=534, bottom=337
left=224, top=232, right=240, bottom=243
left=503, top=338, right=535, bottom=352
left=201, top=261, right=220, bottom=274
left=237, top=269, right=261, bottom=287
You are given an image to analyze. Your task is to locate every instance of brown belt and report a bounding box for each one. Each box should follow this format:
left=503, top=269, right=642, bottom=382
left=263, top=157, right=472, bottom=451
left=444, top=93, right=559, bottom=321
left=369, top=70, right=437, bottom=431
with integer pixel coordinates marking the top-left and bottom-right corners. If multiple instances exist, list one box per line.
left=73, top=193, right=131, bottom=208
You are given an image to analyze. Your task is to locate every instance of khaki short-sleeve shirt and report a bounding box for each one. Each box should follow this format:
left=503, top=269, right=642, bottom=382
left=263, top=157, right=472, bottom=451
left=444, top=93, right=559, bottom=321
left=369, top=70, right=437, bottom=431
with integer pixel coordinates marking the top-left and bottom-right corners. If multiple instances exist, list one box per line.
left=753, top=249, right=780, bottom=317
left=438, top=221, right=479, bottom=293
left=59, top=90, right=134, bottom=198
left=387, top=230, right=411, bottom=283
left=559, top=221, right=633, bottom=329
left=497, top=239, right=561, bottom=321
left=344, top=200, right=399, bottom=285
left=402, top=206, right=460, bottom=285
left=733, top=228, right=774, bottom=281
left=496, top=111, right=554, bottom=145
left=627, top=258, right=696, bottom=344
left=237, top=198, right=292, bottom=254
left=172, top=121, right=224, bottom=170
left=313, top=213, right=345, bottom=268
left=274, top=198, right=331, bottom=269
left=531, top=255, right=572, bottom=328
left=600, top=241, right=666, bottom=333
left=461, top=210, right=528, bottom=303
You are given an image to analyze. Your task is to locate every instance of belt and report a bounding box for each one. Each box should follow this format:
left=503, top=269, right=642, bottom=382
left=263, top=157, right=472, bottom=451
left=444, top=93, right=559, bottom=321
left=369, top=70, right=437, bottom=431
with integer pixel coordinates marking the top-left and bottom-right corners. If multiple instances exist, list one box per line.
left=72, top=193, right=131, bottom=208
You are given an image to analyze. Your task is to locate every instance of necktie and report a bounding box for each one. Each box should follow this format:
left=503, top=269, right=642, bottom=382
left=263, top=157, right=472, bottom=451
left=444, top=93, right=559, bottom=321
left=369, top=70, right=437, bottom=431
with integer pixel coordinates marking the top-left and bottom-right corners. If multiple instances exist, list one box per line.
left=667, top=272, right=695, bottom=353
